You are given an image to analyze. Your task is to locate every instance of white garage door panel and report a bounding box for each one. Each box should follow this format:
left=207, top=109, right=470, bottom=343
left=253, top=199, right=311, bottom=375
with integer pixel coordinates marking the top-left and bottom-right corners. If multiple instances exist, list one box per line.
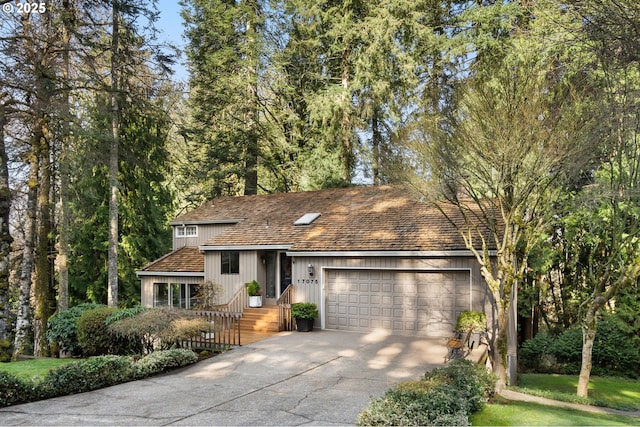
left=326, top=269, right=469, bottom=337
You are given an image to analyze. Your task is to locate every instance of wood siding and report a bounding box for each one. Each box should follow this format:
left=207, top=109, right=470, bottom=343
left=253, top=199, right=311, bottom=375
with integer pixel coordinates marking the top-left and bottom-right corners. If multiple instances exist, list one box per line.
left=205, top=251, right=258, bottom=303
left=172, top=223, right=234, bottom=251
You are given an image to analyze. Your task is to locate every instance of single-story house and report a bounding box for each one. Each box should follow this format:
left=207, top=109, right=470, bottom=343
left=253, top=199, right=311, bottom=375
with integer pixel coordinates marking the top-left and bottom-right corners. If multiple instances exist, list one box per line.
left=137, top=185, right=495, bottom=338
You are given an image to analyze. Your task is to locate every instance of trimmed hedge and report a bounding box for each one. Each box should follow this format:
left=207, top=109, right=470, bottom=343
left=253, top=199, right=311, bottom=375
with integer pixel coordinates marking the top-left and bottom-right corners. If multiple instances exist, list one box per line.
left=135, top=348, right=199, bottom=378
left=0, top=371, right=37, bottom=407
left=41, top=355, right=135, bottom=397
left=357, top=360, right=496, bottom=426
left=0, top=349, right=199, bottom=408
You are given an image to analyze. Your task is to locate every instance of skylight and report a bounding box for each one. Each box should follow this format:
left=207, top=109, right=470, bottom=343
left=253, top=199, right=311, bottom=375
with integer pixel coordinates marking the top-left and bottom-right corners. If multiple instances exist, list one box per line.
left=294, top=212, right=321, bottom=226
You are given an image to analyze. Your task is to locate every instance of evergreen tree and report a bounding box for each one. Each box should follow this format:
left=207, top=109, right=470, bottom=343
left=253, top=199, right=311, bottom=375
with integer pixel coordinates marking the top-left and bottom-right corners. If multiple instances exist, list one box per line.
left=181, top=0, right=264, bottom=197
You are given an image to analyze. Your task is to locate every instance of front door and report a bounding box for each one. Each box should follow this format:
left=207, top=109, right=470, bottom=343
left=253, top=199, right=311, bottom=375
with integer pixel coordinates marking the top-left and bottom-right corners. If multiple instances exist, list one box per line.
left=280, top=253, right=292, bottom=294
left=265, top=251, right=277, bottom=298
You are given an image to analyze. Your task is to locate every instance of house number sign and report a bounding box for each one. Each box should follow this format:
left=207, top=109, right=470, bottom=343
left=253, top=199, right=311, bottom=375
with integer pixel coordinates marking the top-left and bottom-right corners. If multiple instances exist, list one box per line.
left=297, top=279, right=319, bottom=284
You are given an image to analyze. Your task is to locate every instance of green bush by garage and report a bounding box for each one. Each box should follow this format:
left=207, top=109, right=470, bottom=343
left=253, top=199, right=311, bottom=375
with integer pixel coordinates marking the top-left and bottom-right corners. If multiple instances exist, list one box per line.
left=357, top=360, right=496, bottom=426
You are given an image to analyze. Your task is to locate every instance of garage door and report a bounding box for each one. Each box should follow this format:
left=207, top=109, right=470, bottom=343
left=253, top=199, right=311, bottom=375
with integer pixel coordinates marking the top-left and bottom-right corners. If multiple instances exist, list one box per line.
left=325, top=269, right=470, bottom=337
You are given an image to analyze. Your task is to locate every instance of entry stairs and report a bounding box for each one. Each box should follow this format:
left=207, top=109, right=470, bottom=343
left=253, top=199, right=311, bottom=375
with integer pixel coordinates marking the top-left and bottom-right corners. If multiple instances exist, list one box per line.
left=239, top=306, right=280, bottom=344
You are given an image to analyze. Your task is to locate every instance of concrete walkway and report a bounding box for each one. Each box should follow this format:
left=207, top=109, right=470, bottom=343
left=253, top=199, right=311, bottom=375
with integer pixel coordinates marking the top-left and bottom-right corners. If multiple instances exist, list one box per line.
left=500, top=389, right=640, bottom=418
left=0, top=330, right=448, bottom=426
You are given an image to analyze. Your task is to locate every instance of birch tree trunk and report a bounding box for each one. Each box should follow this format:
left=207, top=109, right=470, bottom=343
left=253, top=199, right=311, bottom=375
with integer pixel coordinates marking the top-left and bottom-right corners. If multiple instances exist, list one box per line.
left=577, top=318, right=597, bottom=397
left=0, top=104, right=12, bottom=342
left=12, top=154, right=38, bottom=360
left=108, top=0, right=120, bottom=307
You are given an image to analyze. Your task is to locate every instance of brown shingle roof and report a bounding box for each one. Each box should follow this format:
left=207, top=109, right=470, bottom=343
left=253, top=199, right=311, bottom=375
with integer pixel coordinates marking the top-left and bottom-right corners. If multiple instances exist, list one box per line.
left=183, top=185, right=492, bottom=252
left=141, top=247, right=204, bottom=273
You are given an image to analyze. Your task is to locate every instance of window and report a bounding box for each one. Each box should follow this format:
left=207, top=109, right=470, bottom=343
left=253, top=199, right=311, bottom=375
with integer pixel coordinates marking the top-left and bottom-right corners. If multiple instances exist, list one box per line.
left=221, top=251, right=240, bottom=274
left=175, top=225, right=198, bottom=238
left=153, top=283, right=201, bottom=309
left=154, top=283, right=169, bottom=306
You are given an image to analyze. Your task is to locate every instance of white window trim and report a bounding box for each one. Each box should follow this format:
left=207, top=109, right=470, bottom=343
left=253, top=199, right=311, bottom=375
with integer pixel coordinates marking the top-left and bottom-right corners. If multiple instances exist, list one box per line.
left=175, top=225, right=198, bottom=238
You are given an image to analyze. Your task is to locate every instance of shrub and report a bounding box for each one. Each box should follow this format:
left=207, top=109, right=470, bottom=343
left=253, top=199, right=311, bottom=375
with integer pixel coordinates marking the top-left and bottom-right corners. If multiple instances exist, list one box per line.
left=77, top=306, right=118, bottom=356
left=358, top=380, right=470, bottom=426
left=291, top=302, right=319, bottom=319
left=520, top=318, right=640, bottom=378
left=0, top=371, right=36, bottom=407
left=455, top=310, right=487, bottom=332
left=47, top=303, right=102, bottom=356
left=548, top=326, right=583, bottom=374
left=40, top=355, right=136, bottom=398
left=0, top=339, right=11, bottom=362
left=519, top=331, right=556, bottom=373
left=104, top=306, right=148, bottom=355
left=104, top=305, right=148, bottom=325
left=589, top=319, right=640, bottom=378
left=192, top=281, right=223, bottom=310
left=134, top=348, right=199, bottom=379
left=108, top=307, right=208, bottom=353
left=424, top=359, right=496, bottom=413
left=246, top=280, right=261, bottom=296
left=0, top=350, right=200, bottom=408
left=357, top=360, right=495, bottom=426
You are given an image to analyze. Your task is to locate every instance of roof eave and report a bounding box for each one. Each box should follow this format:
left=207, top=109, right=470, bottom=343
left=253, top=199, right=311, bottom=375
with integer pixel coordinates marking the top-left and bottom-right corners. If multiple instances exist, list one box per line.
left=286, top=250, right=498, bottom=257
left=169, top=219, right=244, bottom=226
left=199, top=244, right=293, bottom=251
left=136, top=271, right=205, bottom=277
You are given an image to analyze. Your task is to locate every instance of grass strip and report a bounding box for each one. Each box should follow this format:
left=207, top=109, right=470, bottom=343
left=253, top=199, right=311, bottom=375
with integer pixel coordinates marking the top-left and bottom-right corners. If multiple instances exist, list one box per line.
left=470, top=399, right=640, bottom=426
left=514, top=374, right=640, bottom=411
left=0, top=358, right=78, bottom=383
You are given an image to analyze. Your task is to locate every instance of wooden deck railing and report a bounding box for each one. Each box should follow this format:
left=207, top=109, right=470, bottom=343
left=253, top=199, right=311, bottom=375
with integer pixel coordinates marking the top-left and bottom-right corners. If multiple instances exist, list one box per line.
left=277, top=284, right=294, bottom=331
left=181, top=283, right=293, bottom=351
left=219, top=284, right=249, bottom=313
left=182, top=310, right=243, bottom=349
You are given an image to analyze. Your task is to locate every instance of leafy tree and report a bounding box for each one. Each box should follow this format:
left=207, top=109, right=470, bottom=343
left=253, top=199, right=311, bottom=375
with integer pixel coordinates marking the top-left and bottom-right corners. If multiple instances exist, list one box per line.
left=405, top=1, right=597, bottom=388
left=68, top=88, right=173, bottom=306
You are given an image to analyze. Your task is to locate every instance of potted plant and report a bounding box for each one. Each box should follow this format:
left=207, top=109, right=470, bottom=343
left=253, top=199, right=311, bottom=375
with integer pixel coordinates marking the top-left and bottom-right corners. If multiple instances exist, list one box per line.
left=455, top=310, right=487, bottom=349
left=291, top=302, right=318, bottom=332
left=247, top=280, right=262, bottom=307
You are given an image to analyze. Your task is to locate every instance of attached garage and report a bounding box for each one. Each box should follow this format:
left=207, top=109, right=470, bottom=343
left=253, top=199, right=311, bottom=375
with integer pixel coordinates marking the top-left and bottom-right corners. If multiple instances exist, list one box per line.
left=325, top=269, right=472, bottom=338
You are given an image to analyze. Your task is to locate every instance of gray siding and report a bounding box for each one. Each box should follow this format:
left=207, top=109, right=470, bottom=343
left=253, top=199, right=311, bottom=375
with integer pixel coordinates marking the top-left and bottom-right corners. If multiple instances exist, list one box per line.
left=173, top=223, right=234, bottom=250
left=204, top=251, right=258, bottom=303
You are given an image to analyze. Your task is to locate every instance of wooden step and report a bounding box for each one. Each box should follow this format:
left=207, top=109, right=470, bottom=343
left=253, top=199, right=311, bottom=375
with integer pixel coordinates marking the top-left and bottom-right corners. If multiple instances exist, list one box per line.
left=240, top=307, right=280, bottom=333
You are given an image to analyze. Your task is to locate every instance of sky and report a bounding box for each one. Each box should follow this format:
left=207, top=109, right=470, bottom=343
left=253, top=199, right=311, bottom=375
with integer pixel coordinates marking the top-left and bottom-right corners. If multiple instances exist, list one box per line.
left=156, top=0, right=188, bottom=81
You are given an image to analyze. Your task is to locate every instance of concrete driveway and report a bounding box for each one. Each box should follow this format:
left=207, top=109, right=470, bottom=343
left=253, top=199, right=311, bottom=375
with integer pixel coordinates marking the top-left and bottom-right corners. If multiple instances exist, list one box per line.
left=0, top=330, right=449, bottom=426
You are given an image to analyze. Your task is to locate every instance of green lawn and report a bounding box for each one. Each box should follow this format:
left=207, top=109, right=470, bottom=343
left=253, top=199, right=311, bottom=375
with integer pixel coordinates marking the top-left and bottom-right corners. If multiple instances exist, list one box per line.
left=470, top=399, right=640, bottom=426
left=470, top=374, right=640, bottom=426
left=514, top=374, right=640, bottom=411
left=0, top=358, right=78, bottom=382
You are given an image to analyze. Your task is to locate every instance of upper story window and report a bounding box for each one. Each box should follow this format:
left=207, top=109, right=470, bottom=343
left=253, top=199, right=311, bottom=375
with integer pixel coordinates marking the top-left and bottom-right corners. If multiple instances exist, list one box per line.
left=175, top=225, right=198, bottom=238
left=221, top=251, right=240, bottom=275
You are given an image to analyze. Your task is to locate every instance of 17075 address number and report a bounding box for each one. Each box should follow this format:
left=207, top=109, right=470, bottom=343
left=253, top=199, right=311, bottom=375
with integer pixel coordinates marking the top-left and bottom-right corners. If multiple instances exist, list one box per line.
left=2, top=2, right=47, bottom=14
